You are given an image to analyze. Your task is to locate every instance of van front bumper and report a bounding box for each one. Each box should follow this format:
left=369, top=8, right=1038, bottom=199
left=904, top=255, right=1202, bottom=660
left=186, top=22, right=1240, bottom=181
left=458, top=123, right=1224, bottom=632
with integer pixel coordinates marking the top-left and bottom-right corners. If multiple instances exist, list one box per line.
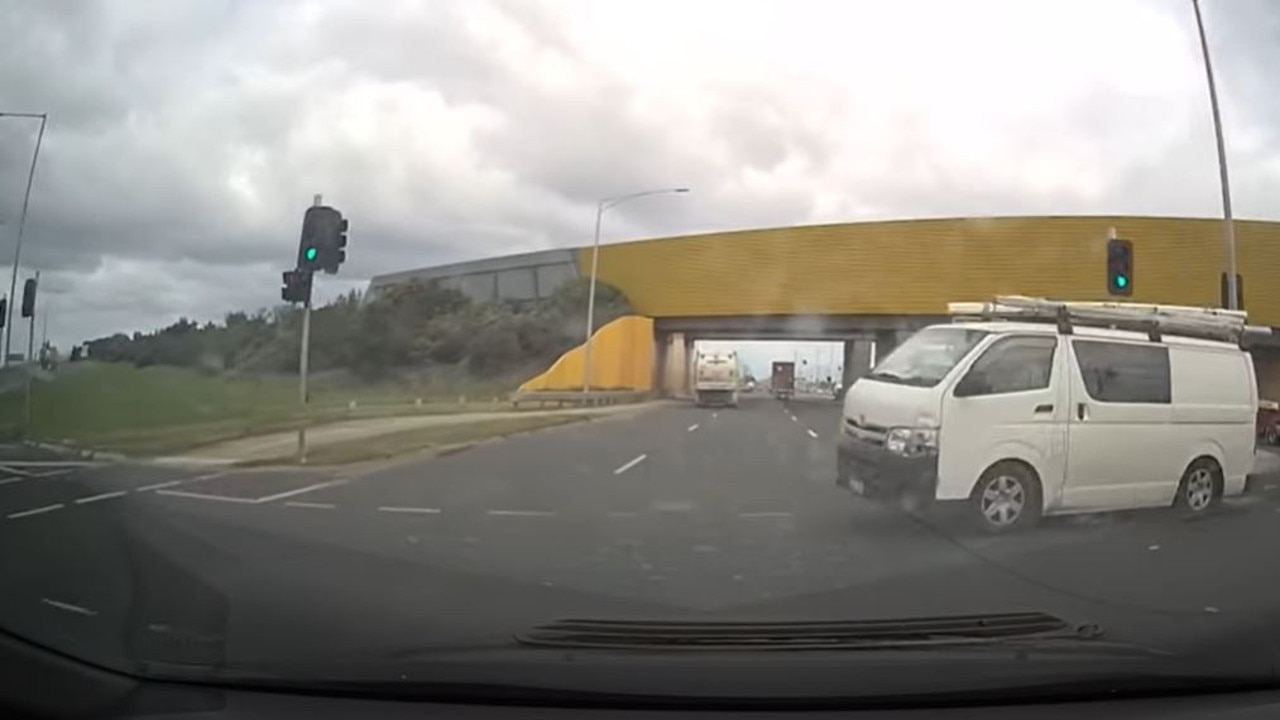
left=836, top=432, right=939, bottom=500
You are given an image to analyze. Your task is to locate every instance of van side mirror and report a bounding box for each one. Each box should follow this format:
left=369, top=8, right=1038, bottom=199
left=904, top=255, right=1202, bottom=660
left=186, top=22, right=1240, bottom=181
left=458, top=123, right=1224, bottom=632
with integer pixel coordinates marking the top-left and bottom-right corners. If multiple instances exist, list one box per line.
left=954, top=371, right=990, bottom=398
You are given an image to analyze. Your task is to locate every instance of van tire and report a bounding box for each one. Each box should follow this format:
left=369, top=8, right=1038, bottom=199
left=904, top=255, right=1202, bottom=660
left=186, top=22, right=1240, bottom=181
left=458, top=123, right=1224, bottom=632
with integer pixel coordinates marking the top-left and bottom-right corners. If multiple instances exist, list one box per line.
left=1174, top=458, right=1222, bottom=515
left=971, top=462, right=1042, bottom=534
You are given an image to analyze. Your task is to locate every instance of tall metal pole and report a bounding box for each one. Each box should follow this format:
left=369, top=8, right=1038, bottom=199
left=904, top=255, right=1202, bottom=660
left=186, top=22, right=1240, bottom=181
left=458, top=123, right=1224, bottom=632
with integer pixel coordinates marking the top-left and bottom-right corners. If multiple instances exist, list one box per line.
left=296, top=193, right=320, bottom=462
left=22, top=271, right=38, bottom=435
left=1191, top=0, right=1238, bottom=309
left=580, top=187, right=689, bottom=393
left=581, top=201, right=604, bottom=393
left=2, top=113, right=47, bottom=365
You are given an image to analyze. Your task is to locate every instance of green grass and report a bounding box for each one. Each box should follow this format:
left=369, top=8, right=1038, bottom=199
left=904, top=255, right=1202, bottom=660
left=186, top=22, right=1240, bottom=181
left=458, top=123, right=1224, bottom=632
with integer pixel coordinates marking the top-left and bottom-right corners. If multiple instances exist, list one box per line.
left=0, top=362, right=524, bottom=455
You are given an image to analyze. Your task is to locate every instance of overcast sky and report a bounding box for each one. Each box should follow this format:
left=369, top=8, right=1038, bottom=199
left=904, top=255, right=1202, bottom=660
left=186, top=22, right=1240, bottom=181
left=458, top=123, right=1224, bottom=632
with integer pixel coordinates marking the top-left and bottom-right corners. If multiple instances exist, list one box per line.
left=1, top=0, right=1278, bottom=351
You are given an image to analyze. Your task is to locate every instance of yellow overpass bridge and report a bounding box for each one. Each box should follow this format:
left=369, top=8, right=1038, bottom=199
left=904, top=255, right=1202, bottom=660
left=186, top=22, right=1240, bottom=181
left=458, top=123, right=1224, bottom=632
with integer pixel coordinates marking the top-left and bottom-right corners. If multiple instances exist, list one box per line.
left=370, top=216, right=1280, bottom=396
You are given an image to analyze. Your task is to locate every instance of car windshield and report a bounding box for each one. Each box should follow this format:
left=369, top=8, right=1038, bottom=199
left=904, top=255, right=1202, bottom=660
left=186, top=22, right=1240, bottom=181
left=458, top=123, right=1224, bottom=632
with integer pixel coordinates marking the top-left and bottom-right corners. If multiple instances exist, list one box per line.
left=3, top=0, right=1280, bottom=710
left=864, top=327, right=989, bottom=387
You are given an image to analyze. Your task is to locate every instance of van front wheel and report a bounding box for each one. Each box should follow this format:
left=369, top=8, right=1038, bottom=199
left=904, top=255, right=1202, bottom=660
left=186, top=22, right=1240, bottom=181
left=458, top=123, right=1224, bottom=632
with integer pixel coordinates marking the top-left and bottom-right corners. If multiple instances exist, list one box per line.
left=971, top=462, right=1042, bottom=534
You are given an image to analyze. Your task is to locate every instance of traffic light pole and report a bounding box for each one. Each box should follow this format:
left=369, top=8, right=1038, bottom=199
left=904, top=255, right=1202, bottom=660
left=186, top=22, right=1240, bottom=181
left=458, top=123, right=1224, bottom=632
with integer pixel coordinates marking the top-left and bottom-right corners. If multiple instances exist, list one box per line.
left=296, top=293, right=312, bottom=463
left=22, top=271, right=38, bottom=436
left=296, top=193, right=321, bottom=463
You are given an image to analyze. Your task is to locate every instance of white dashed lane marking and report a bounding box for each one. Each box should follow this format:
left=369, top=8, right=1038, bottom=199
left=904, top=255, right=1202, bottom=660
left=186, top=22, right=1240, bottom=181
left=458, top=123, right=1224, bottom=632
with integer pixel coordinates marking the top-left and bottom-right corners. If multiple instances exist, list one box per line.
left=73, top=491, right=128, bottom=505
left=613, top=454, right=648, bottom=475
left=133, top=479, right=187, bottom=492
left=377, top=506, right=441, bottom=515
left=155, top=490, right=257, bottom=504
left=739, top=511, right=793, bottom=519
left=41, top=598, right=98, bottom=617
left=807, top=429, right=819, bottom=439
left=488, top=510, right=556, bottom=517
left=687, top=423, right=699, bottom=432
left=7, top=503, right=64, bottom=519
left=253, top=479, right=348, bottom=504
left=0, top=477, right=24, bottom=487
left=285, top=501, right=336, bottom=509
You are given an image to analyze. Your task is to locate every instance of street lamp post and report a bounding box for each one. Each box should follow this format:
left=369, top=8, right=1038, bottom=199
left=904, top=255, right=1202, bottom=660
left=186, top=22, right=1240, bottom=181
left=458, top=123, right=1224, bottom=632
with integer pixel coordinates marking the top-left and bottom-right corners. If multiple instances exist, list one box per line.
left=1190, top=0, right=1238, bottom=309
left=0, top=111, right=48, bottom=364
left=582, top=187, right=689, bottom=393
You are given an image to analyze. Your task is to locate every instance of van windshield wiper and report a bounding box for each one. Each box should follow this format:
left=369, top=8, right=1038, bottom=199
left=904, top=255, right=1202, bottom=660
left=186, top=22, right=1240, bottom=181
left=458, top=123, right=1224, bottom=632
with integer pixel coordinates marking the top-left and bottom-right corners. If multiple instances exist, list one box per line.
left=514, top=613, right=1161, bottom=655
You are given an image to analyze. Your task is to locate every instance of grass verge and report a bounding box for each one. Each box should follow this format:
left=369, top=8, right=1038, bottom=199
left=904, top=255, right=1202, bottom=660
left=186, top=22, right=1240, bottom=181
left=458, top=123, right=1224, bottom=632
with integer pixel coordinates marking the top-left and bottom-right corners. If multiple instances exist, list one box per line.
left=247, top=413, right=591, bottom=466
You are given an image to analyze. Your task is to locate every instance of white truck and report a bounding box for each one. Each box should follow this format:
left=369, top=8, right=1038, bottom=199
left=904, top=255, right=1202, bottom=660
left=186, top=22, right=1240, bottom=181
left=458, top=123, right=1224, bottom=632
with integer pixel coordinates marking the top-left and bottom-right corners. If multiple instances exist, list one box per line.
left=693, top=351, right=740, bottom=408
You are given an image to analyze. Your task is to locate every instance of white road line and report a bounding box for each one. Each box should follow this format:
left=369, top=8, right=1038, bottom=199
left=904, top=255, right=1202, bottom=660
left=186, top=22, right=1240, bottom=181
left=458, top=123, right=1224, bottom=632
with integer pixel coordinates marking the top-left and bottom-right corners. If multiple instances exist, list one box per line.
left=134, top=471, right=226, bottom=494
left=607, top=511, right=639, bottom=517
left=712, top=412, right=719, bottom=419
left=791, top=415, right=799, bottom=422
left=254, top=478, right=348, bottom=504
left=285, top=501, right=336, bottom=509
left=377, top=506, right=442, bottom=514
left=687, top=423, right=699, bottom=432
left=0, top=477, right=24, bottom=486
left=488, top=509, right=556, bottom=517
left=134, top=479, right=187, bottom=492
left=73, top=490, right=128, bottom=505
left=614, top=454, right=648, bottom=475
left=155, top=489, right=258, bottom=504
left=41, top=598, right=98, bottom=617
left=739, top=511, right=793, bottom=518
left=7, top=503, right=64, bottom=519
left=0, top=460, right=99, bottom=468
left=807, top=429, right=819, bottom=439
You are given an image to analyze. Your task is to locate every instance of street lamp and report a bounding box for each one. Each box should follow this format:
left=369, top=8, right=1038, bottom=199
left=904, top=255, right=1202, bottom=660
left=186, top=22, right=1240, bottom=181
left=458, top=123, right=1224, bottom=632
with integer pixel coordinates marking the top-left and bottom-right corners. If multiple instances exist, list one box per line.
left=0, top=111, right=48, bottom=365
left=582, top=186, right=689, bottom=392
left=1190, top=0, right=1238, bottom=309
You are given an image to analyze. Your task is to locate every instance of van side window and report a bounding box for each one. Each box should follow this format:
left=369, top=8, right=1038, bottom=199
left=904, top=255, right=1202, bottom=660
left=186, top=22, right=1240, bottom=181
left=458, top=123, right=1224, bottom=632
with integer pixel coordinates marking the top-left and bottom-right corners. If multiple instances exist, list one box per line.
left=1072, top=340, right=1171, bottom=404
left=955, top=336, right=1056, bottom=397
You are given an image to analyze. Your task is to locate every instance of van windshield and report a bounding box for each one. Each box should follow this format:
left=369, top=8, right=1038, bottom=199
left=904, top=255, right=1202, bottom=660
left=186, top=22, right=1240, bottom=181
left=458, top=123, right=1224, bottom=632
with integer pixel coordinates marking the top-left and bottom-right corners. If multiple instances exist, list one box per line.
left=865, top=327, right=989, bottom=387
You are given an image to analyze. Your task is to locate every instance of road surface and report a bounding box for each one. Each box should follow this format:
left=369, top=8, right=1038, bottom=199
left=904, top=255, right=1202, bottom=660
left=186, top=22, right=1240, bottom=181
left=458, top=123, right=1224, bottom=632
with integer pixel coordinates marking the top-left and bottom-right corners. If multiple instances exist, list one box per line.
left=3, top=395, right=1280, bottom=672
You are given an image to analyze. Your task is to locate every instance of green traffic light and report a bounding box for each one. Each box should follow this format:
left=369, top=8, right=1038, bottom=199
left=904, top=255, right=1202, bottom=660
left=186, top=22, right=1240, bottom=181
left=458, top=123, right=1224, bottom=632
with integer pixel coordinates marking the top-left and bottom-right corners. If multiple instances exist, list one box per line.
left=305, top=247, right=318, bottom=261
left=1116, top=275, right=1128, bottom=288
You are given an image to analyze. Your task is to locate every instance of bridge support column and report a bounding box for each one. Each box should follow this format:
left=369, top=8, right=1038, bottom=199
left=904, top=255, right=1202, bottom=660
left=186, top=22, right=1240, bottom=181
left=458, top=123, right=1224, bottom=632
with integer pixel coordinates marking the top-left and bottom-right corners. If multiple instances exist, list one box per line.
left=842, top=339, right=874, bottom=390
left=657, top=332, right=691, bottom=398
left=874, top=329, right=909, bottom=364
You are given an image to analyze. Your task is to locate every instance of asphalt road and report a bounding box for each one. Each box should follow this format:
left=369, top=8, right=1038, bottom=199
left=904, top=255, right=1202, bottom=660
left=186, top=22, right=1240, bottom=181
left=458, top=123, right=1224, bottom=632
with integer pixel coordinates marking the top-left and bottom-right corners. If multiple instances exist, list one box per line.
left=3, top=398, right=1280, bottom=676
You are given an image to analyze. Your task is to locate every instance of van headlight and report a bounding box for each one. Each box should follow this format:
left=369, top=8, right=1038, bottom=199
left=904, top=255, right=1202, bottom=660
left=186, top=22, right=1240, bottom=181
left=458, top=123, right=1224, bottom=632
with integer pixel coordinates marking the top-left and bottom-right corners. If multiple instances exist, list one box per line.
left=885, top=427, right=939, bottom=457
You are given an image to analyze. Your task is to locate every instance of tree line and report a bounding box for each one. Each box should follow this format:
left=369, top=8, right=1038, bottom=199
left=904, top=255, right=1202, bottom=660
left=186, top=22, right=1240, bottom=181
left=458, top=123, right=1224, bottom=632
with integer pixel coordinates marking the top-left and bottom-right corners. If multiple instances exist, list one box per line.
left=77, top=278, right=632, bottom=381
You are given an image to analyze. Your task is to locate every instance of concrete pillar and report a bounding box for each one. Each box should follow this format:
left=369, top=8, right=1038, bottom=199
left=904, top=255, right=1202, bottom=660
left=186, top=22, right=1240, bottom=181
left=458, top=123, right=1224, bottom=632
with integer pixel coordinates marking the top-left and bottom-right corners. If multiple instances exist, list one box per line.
left=660, top=332, right=690, bottom=398
left=842, top=339, right=874, bottom=389
left=874, top=329, right=905, bottom=365
left=651, top=332, right=668, bottom=395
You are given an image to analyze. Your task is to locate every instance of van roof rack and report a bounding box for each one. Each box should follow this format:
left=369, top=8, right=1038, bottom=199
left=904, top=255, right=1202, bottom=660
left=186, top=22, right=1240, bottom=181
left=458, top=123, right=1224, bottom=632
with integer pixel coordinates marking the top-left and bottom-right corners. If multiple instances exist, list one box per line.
left=947, top=296, right=1271, bottom=346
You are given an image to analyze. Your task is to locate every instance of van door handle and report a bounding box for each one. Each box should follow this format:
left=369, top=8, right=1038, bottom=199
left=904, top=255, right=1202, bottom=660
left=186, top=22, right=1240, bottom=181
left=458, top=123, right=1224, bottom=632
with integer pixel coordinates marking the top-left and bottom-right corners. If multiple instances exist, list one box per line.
left=1076, top=402, right=1087, bottom=421
left=1033, top=403, right=1053, bottom=414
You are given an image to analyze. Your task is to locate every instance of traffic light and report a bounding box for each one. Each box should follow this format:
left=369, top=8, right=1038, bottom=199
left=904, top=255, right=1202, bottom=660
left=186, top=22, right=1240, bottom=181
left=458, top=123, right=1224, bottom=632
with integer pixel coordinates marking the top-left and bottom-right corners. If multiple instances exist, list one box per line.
left=297, top=205, right=349, bottom=275
left=281, top=269, right=312, bottom=304
left=1106, top=238, right=1133, bottom=296
left=20, top=278, right=37, bottom=318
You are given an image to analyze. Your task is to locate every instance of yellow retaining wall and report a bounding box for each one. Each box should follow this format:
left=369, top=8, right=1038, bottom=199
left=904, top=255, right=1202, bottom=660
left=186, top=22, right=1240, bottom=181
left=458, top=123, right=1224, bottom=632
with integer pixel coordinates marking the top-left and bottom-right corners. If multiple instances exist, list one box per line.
left=578, top=216, right=1280, bottom=326
left=519, top=316, right=655, bottom=392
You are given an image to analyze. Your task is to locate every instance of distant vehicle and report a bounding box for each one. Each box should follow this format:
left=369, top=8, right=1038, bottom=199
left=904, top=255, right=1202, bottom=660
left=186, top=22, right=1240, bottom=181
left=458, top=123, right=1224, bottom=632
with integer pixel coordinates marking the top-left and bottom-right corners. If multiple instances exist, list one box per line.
left=1259, top=400, right=1280, bottom=445
left=743, top=379, right=757, bottom=393
left=693, top=351, right=740, bottom=408
left=833, top=382, right=843, bottom=401
left=838, top=297, right=1261, bottom=533
left=771, top=361, right=795, bottom=400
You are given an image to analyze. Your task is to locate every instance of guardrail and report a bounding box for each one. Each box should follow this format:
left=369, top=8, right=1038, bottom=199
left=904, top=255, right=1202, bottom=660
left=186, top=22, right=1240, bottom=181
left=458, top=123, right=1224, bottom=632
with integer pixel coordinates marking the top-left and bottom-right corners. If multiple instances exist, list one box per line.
left=510, top=390, right=649, bottom=408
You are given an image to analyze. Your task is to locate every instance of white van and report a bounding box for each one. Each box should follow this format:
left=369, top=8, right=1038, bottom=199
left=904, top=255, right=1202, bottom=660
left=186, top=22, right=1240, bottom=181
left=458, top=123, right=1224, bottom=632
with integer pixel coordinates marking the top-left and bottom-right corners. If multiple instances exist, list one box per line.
left=837, top=298, right=1260, bottom=532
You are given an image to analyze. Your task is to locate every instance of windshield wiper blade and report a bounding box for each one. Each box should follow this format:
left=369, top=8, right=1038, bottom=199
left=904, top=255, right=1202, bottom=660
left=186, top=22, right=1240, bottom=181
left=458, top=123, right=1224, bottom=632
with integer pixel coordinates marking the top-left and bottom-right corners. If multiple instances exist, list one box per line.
left=515, top=613, right=1141, bottom=653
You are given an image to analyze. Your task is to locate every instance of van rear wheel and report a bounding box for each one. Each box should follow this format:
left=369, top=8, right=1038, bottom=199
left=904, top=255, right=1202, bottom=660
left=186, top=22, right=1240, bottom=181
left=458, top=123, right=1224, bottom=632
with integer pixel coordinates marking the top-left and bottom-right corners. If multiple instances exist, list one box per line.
left=1174, top=459, right=1221, bottom=515
left=971, top=462, right=1042, bottom=534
